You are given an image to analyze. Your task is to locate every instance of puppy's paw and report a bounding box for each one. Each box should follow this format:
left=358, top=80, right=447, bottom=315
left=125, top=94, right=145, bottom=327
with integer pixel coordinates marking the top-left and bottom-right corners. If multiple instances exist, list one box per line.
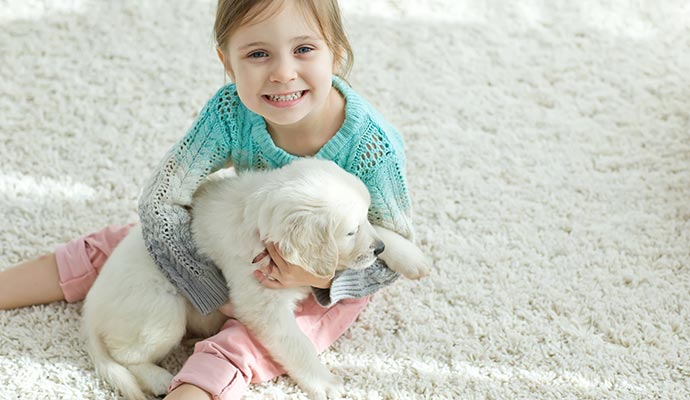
left=304, top=372, right=344, bottom=400
left=373, top=225, right=431, bottom=280
left=384, top=244, right=431, bottom=280
left=129, top=364, right=174, bottom=397
left=324, top=373, right=344, bottom=398
left=404, top=261, right=431, bottom=280
left=396, top=251, right=431, bottom=280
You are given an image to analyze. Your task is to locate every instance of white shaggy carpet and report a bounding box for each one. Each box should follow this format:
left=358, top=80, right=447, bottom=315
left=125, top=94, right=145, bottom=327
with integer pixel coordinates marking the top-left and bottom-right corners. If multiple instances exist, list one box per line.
left=1, top=0, right=689, bottom=399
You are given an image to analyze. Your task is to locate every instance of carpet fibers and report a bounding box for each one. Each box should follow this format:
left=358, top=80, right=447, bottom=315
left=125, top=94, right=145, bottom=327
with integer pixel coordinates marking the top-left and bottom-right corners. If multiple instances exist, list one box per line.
left=1, top=0, right=689, bottom=399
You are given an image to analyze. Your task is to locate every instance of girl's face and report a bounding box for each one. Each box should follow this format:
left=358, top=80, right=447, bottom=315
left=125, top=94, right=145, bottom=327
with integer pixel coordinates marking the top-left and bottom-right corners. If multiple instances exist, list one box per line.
left=223, top=2, right=338, bottom=129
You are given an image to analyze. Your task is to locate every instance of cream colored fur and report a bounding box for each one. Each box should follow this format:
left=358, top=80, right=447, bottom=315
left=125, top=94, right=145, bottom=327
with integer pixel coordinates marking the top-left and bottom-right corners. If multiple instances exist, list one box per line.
left=81, top=158, right=429, bottom=400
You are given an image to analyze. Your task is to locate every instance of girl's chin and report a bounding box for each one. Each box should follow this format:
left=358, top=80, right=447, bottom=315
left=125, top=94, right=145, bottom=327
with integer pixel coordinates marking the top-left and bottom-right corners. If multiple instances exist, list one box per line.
left=262, top=109, right=312, bottom=128
left=259, top=102, right=316, bottom=127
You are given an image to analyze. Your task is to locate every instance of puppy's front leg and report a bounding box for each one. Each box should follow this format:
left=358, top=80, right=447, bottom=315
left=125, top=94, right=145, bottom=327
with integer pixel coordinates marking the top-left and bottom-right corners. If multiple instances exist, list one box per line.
left=374, top=226, right=431, bottom=279
left=238, top=305, right=343, bottom=400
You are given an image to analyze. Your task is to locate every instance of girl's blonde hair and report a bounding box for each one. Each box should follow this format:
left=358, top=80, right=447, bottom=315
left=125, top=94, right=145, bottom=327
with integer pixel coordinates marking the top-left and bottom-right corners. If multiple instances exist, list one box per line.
left=214, top=0, right=354, bottom=79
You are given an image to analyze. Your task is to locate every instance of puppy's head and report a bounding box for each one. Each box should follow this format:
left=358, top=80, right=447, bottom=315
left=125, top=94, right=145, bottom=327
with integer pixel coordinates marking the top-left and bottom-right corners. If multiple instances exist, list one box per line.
left=257, top=159, right=385, bottom=279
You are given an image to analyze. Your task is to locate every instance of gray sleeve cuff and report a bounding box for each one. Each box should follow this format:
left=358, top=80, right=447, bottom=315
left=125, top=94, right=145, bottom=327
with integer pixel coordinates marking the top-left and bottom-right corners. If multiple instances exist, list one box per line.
left=311, top=259, right=399, bottom=307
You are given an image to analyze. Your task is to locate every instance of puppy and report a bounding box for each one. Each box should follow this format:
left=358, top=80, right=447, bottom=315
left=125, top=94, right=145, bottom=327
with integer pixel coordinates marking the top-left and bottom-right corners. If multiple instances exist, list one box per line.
left=82, top=158, right=429, bottom=400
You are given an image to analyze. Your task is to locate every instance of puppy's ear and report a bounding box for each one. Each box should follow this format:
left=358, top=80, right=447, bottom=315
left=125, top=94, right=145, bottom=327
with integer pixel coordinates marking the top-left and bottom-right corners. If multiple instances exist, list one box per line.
left=279, top=211, right=338, bottom=279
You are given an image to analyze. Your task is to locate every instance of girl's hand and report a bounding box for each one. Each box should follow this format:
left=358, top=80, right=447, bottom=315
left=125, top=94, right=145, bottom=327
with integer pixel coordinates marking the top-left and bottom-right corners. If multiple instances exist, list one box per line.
left=252, top=242, right=332, bottom=289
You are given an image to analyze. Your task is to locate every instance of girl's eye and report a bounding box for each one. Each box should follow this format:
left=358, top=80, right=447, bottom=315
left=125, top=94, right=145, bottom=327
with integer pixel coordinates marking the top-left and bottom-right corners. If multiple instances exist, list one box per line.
left=295, top=46, right=313, bottom=54
left=248, top=51, right=268, bottom=59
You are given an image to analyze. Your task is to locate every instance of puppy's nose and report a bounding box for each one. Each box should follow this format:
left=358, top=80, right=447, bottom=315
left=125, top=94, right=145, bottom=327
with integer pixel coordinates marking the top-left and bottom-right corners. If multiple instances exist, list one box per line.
left=373, top=240, right=385, bottom=256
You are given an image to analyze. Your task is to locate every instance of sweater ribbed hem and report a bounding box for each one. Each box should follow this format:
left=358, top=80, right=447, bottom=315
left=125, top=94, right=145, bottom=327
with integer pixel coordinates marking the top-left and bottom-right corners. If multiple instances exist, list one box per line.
left=312, top=260, right=400, bottom=307
left=178, top=269, right=229, bottom=315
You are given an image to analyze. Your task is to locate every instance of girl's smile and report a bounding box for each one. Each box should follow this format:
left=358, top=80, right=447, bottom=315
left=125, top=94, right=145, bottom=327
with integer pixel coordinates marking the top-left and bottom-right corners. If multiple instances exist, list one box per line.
left=262, top=90, right=309, bottom=108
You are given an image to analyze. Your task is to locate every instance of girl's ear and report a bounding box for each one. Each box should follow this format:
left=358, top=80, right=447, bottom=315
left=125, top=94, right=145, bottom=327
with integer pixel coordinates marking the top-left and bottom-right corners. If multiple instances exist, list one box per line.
left=216, top=47, right=236, bottom=82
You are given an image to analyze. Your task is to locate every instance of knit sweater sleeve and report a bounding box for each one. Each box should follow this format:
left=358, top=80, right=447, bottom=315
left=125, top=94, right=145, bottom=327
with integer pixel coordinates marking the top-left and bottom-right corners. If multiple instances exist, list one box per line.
left=138, top=88, right=237, bottom=315
left=312, top=125, right=414, bottom=306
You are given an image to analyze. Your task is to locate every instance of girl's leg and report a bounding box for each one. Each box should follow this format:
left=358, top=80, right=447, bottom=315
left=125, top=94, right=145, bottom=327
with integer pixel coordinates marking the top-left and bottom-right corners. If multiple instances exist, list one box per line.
left=0, top=253, right=64, bottom=310
left=0, top=224, right=135, bottom=310
left=167, top=295, right=370, bottom=399
left=55, top=224, right=135, bottom=302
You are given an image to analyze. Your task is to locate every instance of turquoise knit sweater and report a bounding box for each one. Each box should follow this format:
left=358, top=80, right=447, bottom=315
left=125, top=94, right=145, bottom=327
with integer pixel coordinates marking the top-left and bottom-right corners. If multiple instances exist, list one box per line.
left=139, top=76, right=414, bottom=315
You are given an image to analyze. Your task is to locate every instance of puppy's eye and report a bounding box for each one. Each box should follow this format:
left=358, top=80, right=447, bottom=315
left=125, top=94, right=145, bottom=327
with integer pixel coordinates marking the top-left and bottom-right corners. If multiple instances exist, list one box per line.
left=347, top=226, right=360, bottom=236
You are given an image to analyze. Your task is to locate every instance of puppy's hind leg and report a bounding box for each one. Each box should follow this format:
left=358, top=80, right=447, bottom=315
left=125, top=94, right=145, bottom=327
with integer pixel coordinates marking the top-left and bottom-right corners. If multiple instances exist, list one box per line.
left=84, top=329, right=148, bottom=400
left=104, top=294, right=188, bottom=397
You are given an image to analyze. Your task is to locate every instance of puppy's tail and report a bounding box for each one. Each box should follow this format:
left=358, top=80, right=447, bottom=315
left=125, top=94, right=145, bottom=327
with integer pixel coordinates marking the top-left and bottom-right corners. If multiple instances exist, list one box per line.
left=85, top=328, right=147, bottom=400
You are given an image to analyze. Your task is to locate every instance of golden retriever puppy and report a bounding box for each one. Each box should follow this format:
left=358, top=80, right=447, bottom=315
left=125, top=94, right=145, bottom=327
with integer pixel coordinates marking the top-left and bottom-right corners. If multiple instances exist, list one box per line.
left=82, top=158, right=429, bottom=400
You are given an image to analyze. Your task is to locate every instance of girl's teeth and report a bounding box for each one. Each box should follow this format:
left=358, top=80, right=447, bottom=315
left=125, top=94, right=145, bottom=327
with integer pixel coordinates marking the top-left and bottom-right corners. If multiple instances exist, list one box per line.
left=268, top=91, right=303, bottom=102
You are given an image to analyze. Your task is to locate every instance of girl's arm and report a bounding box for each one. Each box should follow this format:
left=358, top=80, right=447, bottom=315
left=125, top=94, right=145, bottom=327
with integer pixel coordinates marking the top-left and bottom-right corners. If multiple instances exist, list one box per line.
left=139, top=89, right=236, bottom=315
left=312, top=133, right=414, bottom=306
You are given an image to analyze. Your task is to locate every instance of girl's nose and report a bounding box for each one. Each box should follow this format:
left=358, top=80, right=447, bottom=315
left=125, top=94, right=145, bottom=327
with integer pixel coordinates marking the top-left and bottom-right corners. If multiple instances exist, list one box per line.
left=269, top=55, right=297, bottom=83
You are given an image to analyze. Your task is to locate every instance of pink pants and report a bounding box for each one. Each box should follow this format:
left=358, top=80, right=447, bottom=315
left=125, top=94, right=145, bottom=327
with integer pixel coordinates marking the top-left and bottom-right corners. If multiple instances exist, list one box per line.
left=55, top=224, right=368, bottom=399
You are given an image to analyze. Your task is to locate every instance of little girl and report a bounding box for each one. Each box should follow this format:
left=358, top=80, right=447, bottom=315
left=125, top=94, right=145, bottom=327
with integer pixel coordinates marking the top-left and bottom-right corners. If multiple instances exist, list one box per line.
left=0, top=0, right=415, bottom=399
